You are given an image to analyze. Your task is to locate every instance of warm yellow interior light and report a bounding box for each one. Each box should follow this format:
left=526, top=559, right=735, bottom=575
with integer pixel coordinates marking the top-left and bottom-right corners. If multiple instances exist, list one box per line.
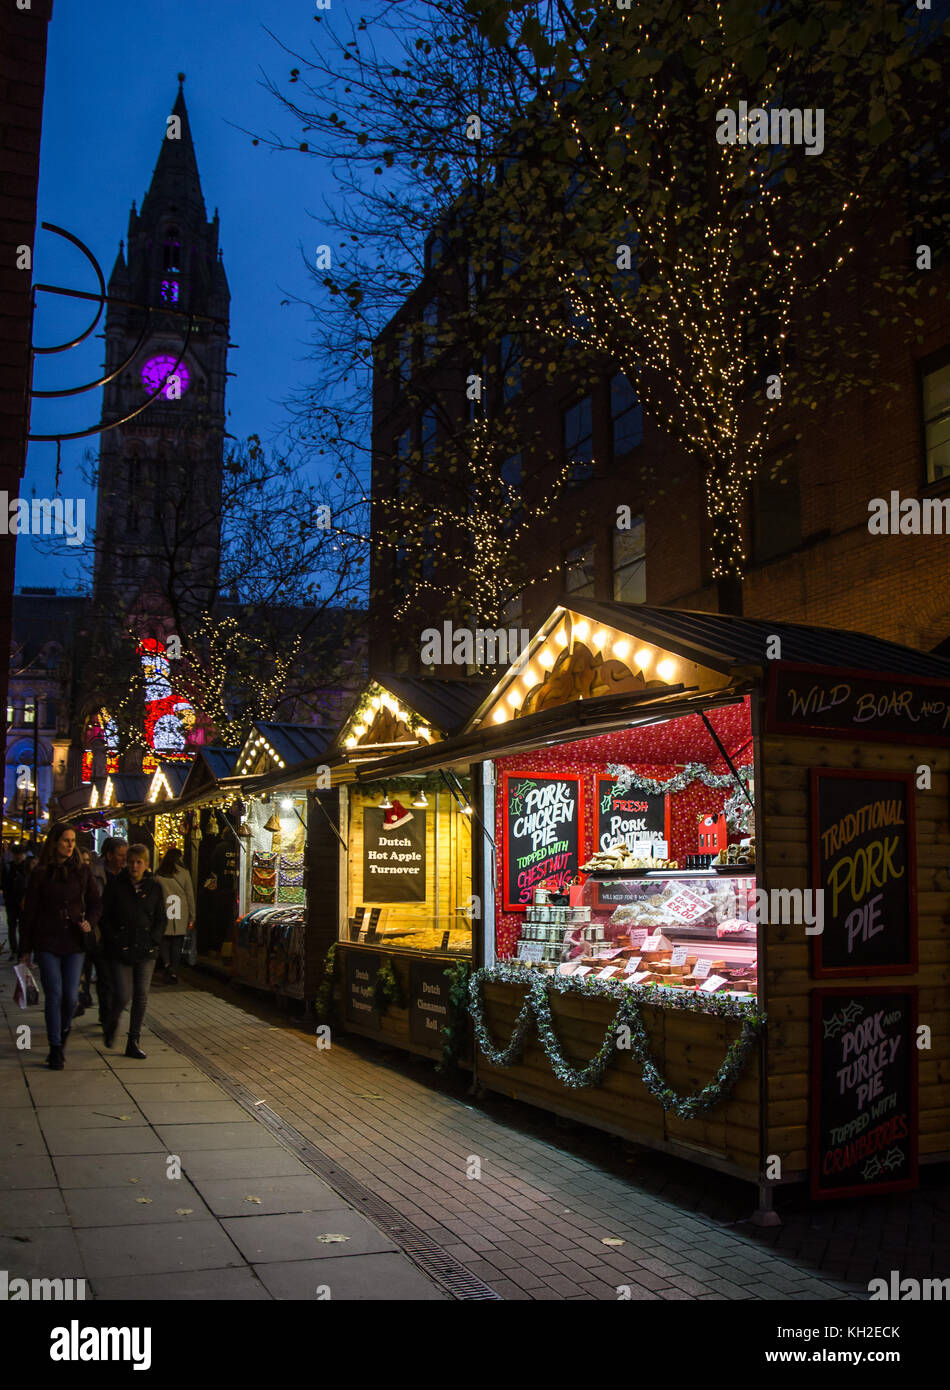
left=657, top=658, right=676, bottom=681
left=493, top=708, right=507, bottom=723
left=538, top=648, right=554, bottom=669
left=507, top=688, right=521, bottom=707
left=613, top=639, right=631, bottom=661
left=635, top=647, right=652, bottom=669
left=574, top=620, right=590, bottom=641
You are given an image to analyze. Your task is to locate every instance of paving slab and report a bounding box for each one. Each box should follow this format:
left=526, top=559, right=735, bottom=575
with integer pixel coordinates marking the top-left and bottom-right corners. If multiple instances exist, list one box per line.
left=36, top=1104, right=147, bottom=1131
left=0, top=1078, right=34, bottom=1105
left=0, top=1188, right=69, bottom=1228
left=89, top=1266, right=273, bottom=1301
left=253, top=1252, right=448, bottom=1301
left=178, top=1147, right=316, bottom=1182
left=43, top=1126, right=166, bottom=1156
left=75, top=1219, right=245, bottom=1278
left=0, top=1227, right=87, bottom=1281
left=26, top=1077, right=130, bottom=1106
left=63, top=1179, right=210, bottom=1227
left=220, top=1210, right=399, bottom=1264
left=134, top=1099, right=252, bottom=1126
left=121, top=1082, right=226, bottom=1104
left=155, top=1122, right=276, bottom=1152
left=190, top=1174, right=345, bottom=1218
left=0, top=1153, right=57, bottom=1188
left=103, top=1069, right=208, bottom=1087
left=53, top=1152, right=184, bottom=1189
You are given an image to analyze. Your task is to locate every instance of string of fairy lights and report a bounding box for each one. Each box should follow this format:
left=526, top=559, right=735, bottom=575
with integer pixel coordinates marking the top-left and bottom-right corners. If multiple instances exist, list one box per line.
left=511, top=44, right=862, bottom=579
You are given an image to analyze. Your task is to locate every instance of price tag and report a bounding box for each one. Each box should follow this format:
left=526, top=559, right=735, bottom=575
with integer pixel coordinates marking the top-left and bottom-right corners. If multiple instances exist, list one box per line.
left=625, top=971, right=650, bottom=985
left=642, top=935, right=670, bottom=952
left=598, top=948, right=624, bottom=960
left=623, top=956, right=642, bottom=974
left=629, top=929, right=648, bottom=947
left=574, top=965, right=592, bottom=978
left=671, top=945, right=689, bottom=966
left=596, top=965, right=618, bottom=979
left=664, top=890, right=709, bottom=923
left=692, top=958, right=712, bottom=980
left=557, top=962, right=578, bottom=975
left=700, top=975, right=728, bottom=993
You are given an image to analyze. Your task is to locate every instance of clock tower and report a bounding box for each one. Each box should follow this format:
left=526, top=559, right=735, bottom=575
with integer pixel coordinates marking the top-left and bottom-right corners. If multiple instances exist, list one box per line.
left=92, top=75, right=230, bottom=622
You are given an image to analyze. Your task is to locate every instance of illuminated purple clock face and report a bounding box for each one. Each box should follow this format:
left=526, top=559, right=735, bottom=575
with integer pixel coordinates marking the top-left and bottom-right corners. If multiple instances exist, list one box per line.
left=141, top=355, right=190, bottom=399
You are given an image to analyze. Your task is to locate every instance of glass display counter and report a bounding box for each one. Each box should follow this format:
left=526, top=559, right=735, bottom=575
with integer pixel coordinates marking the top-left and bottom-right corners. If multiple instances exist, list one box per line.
left=515, top=871, right=758, bottom=997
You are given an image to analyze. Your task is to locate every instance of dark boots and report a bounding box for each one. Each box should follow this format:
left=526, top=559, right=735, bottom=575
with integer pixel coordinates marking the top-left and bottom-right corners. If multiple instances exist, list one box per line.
left=46, top=1045, right=65, bottom=1070
left=125, top=1037, right=147, bottom=1060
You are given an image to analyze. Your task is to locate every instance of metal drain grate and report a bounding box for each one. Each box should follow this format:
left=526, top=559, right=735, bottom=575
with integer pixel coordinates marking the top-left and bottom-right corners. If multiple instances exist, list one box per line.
left=149, top=1020, right=503, bottom=1301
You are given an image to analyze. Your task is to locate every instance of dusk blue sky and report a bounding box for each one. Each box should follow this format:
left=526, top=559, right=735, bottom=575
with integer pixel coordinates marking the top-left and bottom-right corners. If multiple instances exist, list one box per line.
left=18, top=0, right=365, bottom=592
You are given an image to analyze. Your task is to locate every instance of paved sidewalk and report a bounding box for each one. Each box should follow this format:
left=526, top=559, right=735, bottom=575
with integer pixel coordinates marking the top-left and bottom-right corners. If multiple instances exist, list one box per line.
left=0, top=942, right=863, bottom=1301
left=0, top=956, right=445, bottom=1301
left=142, top=975, right=858, bottom=1302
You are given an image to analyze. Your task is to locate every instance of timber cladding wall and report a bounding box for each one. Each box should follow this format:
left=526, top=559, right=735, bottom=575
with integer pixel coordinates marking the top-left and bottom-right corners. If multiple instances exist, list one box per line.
left=475, top=984, right=761, bottom=1176
left=761, top=734, right=950, bottom=1179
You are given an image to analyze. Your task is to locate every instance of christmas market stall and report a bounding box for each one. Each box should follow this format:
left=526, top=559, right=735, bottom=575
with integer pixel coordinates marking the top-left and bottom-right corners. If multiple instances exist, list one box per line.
left=318, top=675, right=489, bottom=1062
left=364, top=601, right=950, bottom=1206
left=227, top=722, right=331, bottom=1001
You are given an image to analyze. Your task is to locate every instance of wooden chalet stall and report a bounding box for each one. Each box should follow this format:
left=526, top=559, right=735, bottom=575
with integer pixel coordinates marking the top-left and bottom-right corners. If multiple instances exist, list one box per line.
left=226, top=723, right=332, bottom=1000
left=365, top=601, right=950, bottom=1205
left=321, top=675, right=488, bottom=1061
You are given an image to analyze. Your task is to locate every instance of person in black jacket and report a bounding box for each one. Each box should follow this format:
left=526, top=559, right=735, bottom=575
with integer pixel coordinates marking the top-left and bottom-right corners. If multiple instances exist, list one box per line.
left=100, top=844, right=166, bottom=1059
left=2, top=844, right=28, bottom=957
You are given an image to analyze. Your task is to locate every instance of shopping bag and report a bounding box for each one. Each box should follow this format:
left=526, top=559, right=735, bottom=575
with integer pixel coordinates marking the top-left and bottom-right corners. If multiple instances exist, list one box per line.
left=182, top=929, right=197, bottom=967
left=13, top=964, right=40, bottom=1008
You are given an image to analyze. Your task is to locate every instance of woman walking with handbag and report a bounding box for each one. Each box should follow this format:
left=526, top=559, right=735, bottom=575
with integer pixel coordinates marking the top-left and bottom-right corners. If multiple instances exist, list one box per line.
left=100, top=844, right=167, bottom=1058
left=19, top=823, right=102, bottom=1070
left=154, top=846, right=196, bottom=982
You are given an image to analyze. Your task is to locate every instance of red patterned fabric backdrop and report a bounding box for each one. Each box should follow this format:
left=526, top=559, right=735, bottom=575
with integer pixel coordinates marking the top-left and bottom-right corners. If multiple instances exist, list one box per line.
left=493, top=700, right=753, bottom=958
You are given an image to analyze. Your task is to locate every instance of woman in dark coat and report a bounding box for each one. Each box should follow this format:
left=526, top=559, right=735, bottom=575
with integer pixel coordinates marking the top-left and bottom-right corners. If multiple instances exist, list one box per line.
left=19, top=823, right=102, bottom=1070
left=100, top=843, right=167, bottom=1058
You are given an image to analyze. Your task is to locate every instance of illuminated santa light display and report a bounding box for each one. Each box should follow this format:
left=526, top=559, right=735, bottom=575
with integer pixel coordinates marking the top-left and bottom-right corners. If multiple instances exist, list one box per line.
left=138, top=639, right=204, bottom=754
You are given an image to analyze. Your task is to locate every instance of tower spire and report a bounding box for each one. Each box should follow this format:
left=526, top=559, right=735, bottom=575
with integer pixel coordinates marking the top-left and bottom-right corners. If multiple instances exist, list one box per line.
left=140, top=75, right=205, bottom=224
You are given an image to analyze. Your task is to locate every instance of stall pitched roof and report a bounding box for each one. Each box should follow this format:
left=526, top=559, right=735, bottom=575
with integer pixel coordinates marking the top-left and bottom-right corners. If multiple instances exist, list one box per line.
left=371, top=674, right=491, bottom=735
left=232, top=722, right=333, bottom=779
left=567, top=600, right=950, bottom=680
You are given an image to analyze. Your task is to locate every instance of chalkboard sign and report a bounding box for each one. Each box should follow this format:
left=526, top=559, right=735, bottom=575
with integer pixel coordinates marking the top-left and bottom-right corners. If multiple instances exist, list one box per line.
left=343, top=948, right=381, bottom=1029
left=811, top=988, right=917, bottom=1199
left=768, top=663, right=950, bottom=745
left=408, top=959, right=451, bottom=1049
left=502, top=772, right=583, bottom=911
left=594, top=775, right=668, bottom=855
left=811, top=769, right=916, bottom=975
left=363, top=807, right=427, bottom=903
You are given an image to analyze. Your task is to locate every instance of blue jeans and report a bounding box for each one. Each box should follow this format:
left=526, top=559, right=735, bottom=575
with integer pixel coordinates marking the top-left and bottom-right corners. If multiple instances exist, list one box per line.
left=36, top=951, right=85, bottom=1047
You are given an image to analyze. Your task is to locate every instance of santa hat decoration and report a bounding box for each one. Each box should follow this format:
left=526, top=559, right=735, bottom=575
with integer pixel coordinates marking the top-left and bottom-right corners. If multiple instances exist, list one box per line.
left=383, top=799, right=413, bottom=830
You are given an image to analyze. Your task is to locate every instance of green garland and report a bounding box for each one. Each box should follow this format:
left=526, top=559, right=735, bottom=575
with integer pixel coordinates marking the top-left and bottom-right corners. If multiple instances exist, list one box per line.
left=436, top=958, right=472, bottom=1074
left=606, top=761, right=754, bottom=834
left=468, top=964, right=764, bottom=1117
left=373, top=959, right=405, bottom=1013
left=313, top=943, right=336, bottom=1023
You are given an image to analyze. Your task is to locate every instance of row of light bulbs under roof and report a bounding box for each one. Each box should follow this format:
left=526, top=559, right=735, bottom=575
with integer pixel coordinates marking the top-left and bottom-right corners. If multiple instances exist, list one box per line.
left=239, top=735, right=287, bottom=774
left=491, top=624, right=679, bottom=724
left=379, top=789, right=471, bottom=814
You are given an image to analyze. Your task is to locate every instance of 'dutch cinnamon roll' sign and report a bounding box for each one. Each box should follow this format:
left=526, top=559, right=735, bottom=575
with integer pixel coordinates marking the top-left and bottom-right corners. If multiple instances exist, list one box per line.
left=502, top=773, right=582, bottom=911
left=811, top=770, right=916, bottom=975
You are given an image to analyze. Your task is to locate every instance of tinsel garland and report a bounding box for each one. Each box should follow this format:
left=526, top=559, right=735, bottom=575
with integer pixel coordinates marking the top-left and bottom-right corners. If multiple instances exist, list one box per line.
left=468, top=964, right=764, bottom=1115
left=606, top=761, right=754, bottom=834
